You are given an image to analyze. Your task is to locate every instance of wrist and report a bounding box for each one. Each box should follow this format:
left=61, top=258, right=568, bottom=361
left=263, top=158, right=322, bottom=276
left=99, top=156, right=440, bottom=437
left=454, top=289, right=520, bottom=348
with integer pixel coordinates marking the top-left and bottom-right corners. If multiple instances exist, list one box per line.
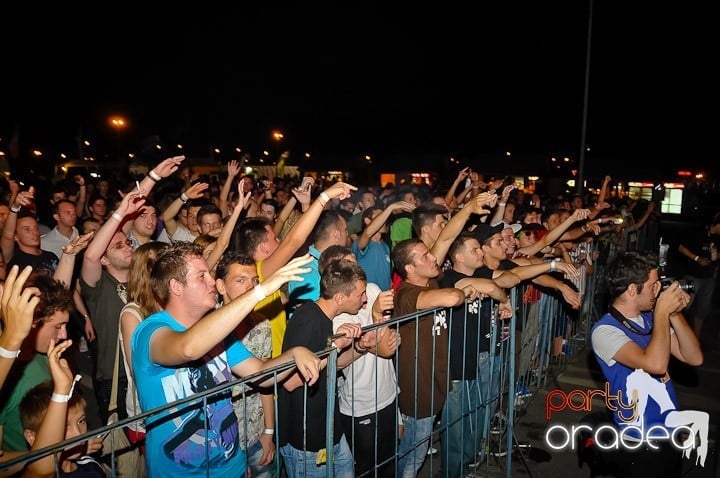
left=253, top=284, right=266, bottom=301
left=110, top=212, right=123, bottom=222
left=262, top=428, right=275, bottom=435
left=354, top=341, right=369, bottom=354
left=148, top=170, right=162, bottom=182
left=0, top=345, right=21, bottom=359
left=180, top=193, right=189, bottom=204
left=693, top=255, right=699, bottom=262
left=10, top=204, right=21, bottom=213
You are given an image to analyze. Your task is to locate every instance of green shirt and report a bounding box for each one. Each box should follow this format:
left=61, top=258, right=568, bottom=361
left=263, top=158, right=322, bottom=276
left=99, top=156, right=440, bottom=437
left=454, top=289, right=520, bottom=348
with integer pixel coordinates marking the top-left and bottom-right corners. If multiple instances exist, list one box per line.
left=0, top=353, right=51, bottom=451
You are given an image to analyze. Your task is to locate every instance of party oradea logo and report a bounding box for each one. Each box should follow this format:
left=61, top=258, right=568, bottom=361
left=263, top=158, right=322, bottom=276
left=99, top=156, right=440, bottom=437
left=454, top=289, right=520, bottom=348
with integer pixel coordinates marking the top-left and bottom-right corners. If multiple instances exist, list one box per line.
left=544, top=370, right=709, bottom=467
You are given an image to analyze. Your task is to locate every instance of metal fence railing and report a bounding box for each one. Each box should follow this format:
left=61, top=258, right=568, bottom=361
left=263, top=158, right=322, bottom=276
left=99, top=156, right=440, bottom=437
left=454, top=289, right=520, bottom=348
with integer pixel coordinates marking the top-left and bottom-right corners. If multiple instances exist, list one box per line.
left=1, top=243, right=607, bottom=477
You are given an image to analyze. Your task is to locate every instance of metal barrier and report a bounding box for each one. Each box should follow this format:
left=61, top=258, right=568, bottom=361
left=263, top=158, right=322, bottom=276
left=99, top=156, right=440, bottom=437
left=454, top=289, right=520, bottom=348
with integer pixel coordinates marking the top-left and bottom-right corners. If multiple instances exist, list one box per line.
left=1, top=246, right=606, bottom=477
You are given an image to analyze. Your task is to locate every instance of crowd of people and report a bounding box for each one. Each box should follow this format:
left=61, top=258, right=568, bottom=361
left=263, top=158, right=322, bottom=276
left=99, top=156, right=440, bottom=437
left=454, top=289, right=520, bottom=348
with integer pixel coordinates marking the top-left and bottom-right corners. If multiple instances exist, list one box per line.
left=0, top=157, right=716, bottom=477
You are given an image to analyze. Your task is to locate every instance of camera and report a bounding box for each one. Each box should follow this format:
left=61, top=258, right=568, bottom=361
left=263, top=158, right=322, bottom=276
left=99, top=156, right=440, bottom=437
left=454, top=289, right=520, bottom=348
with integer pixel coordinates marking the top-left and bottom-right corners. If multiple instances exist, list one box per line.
left=660, top=277, right=695, bottom=293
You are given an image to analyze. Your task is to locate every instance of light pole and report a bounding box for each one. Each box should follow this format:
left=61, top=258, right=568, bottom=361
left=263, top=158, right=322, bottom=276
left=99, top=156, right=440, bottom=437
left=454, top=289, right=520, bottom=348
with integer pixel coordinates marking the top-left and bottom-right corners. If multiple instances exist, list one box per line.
left=109, top=116, right=126, bottom=161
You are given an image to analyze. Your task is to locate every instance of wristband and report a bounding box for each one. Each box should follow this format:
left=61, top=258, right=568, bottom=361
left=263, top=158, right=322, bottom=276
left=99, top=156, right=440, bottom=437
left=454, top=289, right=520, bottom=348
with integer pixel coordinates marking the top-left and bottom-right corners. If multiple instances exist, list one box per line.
left=111, top=212, right=123, bottom=222
left=550, top=259, right=557, bottom=272
left=148, top=170, right=162, bottom=182
left=10, top=205, right=21, bottom=213
left=320, top=191, right=330, bottom=203
left=263, top=428, right=275, bottom=435
left=180, top=193, right=189, bottom=204
left=253, top=284, right=266, bottom=301
left=0, top=346, right=21, bottom=359
left=50, top=374, right=82, bottom=403
left=693, top=255, right=699, bottom=262
left=354, top=342, right=369, bottom=354
left=498, top=202, right=507, bottom=207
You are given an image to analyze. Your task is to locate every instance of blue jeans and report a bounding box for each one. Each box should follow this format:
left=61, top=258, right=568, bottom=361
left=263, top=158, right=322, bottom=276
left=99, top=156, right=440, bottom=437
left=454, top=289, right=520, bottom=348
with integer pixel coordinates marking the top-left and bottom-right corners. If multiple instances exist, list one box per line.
left=279, top=434, right=354, bottom=478
left=245, top=439, right=275, bottom=478
left=397, top=414, right=435, bottom=478
left=440, top=379, right=482, bottom=477
left=478, top=351, right=501, bottom=457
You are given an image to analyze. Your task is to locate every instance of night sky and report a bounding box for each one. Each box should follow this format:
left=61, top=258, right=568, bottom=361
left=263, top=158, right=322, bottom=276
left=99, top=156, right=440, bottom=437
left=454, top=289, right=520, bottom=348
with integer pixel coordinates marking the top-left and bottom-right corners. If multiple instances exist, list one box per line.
left=2, top=2, right=719, bottom=175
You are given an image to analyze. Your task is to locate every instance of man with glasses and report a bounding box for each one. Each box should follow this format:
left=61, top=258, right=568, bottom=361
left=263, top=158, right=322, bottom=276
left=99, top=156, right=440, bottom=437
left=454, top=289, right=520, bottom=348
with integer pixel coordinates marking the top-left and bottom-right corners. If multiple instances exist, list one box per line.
left=81, top=156, right=184, bottom=422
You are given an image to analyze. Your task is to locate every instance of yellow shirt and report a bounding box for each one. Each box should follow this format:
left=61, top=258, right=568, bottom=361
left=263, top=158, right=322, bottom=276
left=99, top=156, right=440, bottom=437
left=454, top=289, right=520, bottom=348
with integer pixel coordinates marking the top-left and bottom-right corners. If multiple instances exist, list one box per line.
left=254, top=259, right=287, bottom=358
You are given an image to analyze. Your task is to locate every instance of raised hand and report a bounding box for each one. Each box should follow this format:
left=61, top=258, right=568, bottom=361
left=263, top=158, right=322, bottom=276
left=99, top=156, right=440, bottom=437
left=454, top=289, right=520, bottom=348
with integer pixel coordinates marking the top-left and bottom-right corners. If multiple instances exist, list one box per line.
left=291, top=186, right=312, bottom=206
left=152, top=155, right=186, bottom=179
left=0, top=265, right=40, bottom=352
left=12, top=187, right=35, bottom=209
left=323, top=182, right=358, bottom=201
left=236, top=180, right=252, bottom=211
left=47, top=338, right=75, bottom=395
left=261, top=254, right=314, bottom=297
left=61, top=231, right=95, bottom=256
left=227, top=160, right=241, bottom=178
left=184, top=181, right=210, bottom=200
left=114, top=188, right=147, bottom=217
left=456, top=167, right=470, bottom=183
left=571, top=208, right=591, bottom=222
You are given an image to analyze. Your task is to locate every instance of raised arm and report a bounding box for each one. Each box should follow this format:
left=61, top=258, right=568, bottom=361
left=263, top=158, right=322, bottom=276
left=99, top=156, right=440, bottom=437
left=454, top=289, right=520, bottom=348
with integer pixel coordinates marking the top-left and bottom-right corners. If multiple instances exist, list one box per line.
left=73, top=175, right=87, bottom=218
left=490, top=185, right=515, bottom=225
left=219, top=160, right=241, bottom=218
left=445, top=168, right=469, bottom=211
left=24, top=339, right=75, bottom=478
left=161, top=182, right=209, bottom=237
left=357, top=201, right=415, bottom=250
left=0, top=266, right=38, bottom=390
left=52, top=232, right=93, bottom=288
left=260, top=182, right=356, bottom=278
left=149, top=255, right=313, bottom=366
left=81, top=189, right=146, bottom=287
left=2, top=188, right=35, bottom=262
left=515, top=208, right=590, bottom=258
left=206, top=182, right=251, bottom=271
left=431, top=192, right=496, bottom=265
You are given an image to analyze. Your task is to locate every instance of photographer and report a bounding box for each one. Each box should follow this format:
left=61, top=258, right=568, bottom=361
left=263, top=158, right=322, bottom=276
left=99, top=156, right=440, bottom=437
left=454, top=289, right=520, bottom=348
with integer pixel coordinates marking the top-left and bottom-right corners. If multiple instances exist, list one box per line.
left=590, top=250, right=703, bottom=477
left=677, top=212, right=720, bottom=341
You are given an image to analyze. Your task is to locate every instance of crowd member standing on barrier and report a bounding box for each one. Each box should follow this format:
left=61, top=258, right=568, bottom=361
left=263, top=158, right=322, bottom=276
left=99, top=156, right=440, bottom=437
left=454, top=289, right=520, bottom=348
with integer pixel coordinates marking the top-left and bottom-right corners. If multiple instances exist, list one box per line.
left=591, top=251, right=704, bottom=477
left=278, top=259, right=375, bottom=478
left=391, top=238, right=478, bottom=477
left=131, top=243, right=319, bottom=477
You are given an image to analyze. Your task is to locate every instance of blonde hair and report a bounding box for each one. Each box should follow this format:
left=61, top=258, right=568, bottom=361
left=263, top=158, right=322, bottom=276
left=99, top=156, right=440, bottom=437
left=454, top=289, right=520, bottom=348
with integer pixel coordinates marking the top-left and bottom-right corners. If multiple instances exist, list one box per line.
left=128, top=242, right=168, bottom=317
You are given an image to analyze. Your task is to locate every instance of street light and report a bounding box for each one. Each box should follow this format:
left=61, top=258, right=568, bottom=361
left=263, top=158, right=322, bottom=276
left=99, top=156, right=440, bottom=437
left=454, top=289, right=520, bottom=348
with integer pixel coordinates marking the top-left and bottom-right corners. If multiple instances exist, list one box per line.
left=109, top=116, right=127, bottom=160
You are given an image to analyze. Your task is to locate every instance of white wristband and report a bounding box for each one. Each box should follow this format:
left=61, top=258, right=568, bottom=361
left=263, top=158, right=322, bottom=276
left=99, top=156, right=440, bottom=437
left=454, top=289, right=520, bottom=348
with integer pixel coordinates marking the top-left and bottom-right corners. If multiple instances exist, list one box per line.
left=263, top=428, right=275, bottom=435
left=148, top=170, right=162, bottom=182
left=320, top=191, right=330, bottom=203
left=180, top=193, right=189, bottom=203
left=111, top=212, right=123, bottom=222
left=0, top=346, right=21, bottom=359
left=50, top=375, right=82, bottom=403
left=550, top=259, right=557, bottom=272
left=253, top=284, right=266, bottom=301
left=10, top=205, right=21, bottom=213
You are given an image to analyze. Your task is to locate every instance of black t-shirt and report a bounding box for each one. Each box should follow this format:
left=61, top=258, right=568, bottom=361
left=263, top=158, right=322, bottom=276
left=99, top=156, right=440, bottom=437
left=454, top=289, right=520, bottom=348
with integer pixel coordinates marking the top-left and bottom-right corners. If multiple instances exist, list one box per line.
left=278, top=302, right=344, bottom=451
left=440, top=267, right=498, bottom=380
left=7, top=249, right=59, bottom=277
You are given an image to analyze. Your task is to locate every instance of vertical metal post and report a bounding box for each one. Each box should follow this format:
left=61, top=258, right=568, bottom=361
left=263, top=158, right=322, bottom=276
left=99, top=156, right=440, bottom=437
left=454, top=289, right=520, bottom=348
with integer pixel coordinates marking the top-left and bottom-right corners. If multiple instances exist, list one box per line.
left=577, top=0, right=594, bottom=194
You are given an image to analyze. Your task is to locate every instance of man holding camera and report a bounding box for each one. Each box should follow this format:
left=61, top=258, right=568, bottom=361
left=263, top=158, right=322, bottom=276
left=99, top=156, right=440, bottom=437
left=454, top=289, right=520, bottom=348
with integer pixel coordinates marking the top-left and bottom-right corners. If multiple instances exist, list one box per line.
left=590, top=250, right=703, bottom=477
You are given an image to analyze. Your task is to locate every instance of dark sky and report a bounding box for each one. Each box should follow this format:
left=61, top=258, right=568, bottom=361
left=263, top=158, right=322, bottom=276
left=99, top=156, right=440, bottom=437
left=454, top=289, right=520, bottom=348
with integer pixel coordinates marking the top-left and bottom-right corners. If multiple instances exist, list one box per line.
left=3, top=2, right=719, bottom=173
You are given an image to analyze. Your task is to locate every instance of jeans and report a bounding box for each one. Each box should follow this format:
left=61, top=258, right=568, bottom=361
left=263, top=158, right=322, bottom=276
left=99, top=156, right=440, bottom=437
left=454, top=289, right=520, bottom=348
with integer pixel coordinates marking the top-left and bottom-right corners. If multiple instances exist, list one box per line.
left=396, top=414, right=435, bottom=478
left=478, top=351, right=501, bottom=457
left=279, top=434, right=354, bottom=478
left=440, top=379, right=482, bottom=477
left=246, top=439, right=275, bottom=478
